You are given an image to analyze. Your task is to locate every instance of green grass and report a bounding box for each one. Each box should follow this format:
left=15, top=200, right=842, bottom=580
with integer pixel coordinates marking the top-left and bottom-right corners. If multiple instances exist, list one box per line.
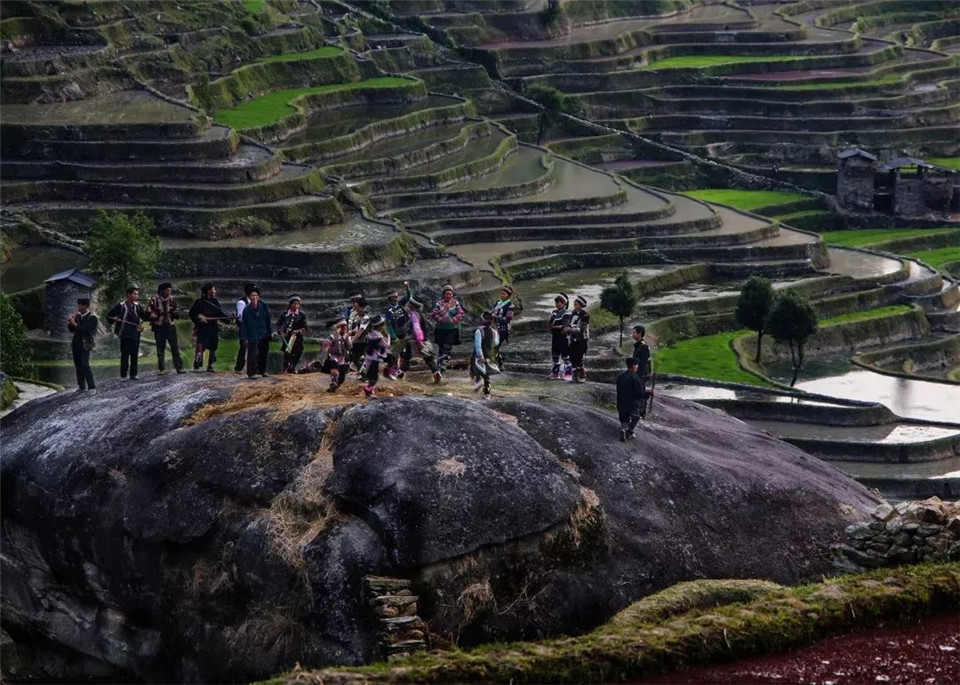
left=820, top=228, right=956, bottom=247
left=684, top=189, right=808, bottom=211
left=770, top=74, right=902, bottom=90
left=243, top=0, right=267, bottom=13
left=821, top=304, right=912, bottom=326
left=909, top=246, right=960, bottom=270
left=212, top=76, right=413, bottom=129
left=655, top=331, right=773, bottom=386
left=648, top=55, right=804, bottom=69
left=927, top=157, right=960, bottom=170
left=257, top=46, right=344, bottom=64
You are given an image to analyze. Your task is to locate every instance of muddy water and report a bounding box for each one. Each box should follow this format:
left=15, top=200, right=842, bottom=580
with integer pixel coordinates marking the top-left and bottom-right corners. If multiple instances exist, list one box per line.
left=747, top=419, right=960, bottom=444
left=824, top=246, right=902, bottom=279
left=1, top=247, right=87, bottom=293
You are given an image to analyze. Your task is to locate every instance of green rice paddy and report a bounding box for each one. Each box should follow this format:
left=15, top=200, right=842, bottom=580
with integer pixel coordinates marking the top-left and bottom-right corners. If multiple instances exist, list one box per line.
left=684, top=189, right=808, bottom=211
left=257, top=46, right=344, bottom=64
left=821, top=304, right=912, bottom=326
left=927, top=157, right=960, bottom=170
left=243, top=0, right=266, bottom=13
left=648, top=55, right=803, bottom=69
left=909, top=247, right=960, bottom=270
left=213, top=77, right=414, bottom=129
left=820, top=228, right=957, bottom=247
left=655, top=331, right=773, bottom=386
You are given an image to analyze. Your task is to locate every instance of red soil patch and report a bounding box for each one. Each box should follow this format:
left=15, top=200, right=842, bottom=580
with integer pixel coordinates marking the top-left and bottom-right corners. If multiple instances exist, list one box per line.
left=633, top=613, right=960, bottom=684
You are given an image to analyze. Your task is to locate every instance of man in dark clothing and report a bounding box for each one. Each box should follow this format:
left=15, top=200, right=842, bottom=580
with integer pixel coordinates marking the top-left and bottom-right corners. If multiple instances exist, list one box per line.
left=632, top=324, right=651, bottom=391
left=107, top=286, right=148, bottom=380
left=234, top=283, right=256, bottom=373
left=148, top=282, right=184, bottom=375
left=240, top=287, right=273, bottom=377
left=616, top=357, right=647, bottom=442
left=67, top=296, right=98, bottom=393
left=189, top=283, right=225, bottom=372
left=277, top=294, right=307, bottom=373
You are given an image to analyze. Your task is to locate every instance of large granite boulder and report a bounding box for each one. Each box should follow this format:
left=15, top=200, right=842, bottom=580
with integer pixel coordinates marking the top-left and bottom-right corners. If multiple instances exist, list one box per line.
left=1, top=374, right=877, bottom=682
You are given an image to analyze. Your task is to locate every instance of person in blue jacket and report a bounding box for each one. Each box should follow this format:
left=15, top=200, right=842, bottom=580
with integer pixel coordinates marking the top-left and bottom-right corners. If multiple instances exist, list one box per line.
left=240, top=287, right=273, bottom=377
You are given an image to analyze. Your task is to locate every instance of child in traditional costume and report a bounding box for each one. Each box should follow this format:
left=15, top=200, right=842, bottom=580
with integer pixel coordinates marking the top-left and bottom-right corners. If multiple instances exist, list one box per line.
left=491, top=284, right=515, bottom=368
left=548, top=293, right=572, bottom=380
left=398, top=295, right=441, bottom=382
left=431, top=284, right=464, bottom=372
left=565, top=295, right=590, bottom=383
left=316, top=318, right=352, bottom=392
left=471, top=311, right=500, bottom=396
left=277, top=294, right=307, bottom=373
left=362, top=314, right=391, bottom=397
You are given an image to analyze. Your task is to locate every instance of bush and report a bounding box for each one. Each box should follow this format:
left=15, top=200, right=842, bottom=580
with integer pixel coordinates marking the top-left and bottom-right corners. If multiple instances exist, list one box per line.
left=600, top=272, right=637, bottom=347
left=0, top=293, right=36, bottom=379
left=86, top=211, right=161, bottom=306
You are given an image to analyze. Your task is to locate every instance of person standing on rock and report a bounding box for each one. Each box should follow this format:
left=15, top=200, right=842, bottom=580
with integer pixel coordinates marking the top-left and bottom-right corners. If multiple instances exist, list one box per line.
left=189, top=283, right=226, bottom=372
left=67, top=296, right=98, bottom=394
left=564, top=295, right=590, bottom=383
left=431, top=284, right=464, bottom=373
left=277, top=295, right=307, bottom=373
left=362, top=314, right=390, bottom=397
left=148, top=282, right=184, bottom=376
left=632, top=324, right=651, bottom=392
left=471, top=311, right=500, bottom=397
left=234, top=283, right=255, bottom=374
left=616, top=357, right=647, bottom=442
left=548, top=293, right=572, bottom=380
left=240, top=286, right=273, bottom=378
left=491, top=284, right=515, bottom=369
left=398, top=295, right=441, bottom=382
left=107, top=286, right=148, bottom=381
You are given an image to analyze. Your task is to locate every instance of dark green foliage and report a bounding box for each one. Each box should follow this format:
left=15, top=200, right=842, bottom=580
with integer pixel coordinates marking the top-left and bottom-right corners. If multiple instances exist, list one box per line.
left=527, top=84, right=580, bottom=144
left=736, top=275, right=776, bottom=363
left=600, top=272, right=638, bottom=347
left=86, top=211, right=161, bottom=305
left=0, top=293, right=36, bottom=380
left=766, top=289, right=819, bottom=387
left=1, top=374, right=18, bottom=410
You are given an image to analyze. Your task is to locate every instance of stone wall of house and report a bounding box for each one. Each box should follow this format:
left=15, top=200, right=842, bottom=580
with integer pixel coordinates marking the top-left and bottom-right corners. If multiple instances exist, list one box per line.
left=43, top=282, right=91, bottom=336
left=837, top=160, right=875, bottom=211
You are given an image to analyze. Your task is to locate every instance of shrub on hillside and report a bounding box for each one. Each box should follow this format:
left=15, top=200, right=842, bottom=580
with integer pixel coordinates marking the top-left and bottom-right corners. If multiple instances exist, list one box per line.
left=0, top=293, right=36, bottom=380
left=86, top=211, right=161, bottom=306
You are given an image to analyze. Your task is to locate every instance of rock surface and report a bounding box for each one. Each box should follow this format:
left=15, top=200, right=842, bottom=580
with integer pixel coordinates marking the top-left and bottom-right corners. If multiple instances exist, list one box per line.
left=1, top=374, right=877, bottom=682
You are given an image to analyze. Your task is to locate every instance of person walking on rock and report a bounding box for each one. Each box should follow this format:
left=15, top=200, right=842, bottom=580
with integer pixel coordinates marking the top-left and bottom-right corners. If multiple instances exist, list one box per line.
left=471, top=311, right=500, bottom=397
left=431, top=284, right=464, bottom=373
left=240, top=287, right=273, bottom=377
left=234, top=283, right=255, bottom=374
left=398, top=295, right=441, bottom=382
left=491, top=284, right=515, bottom=368
left=616, top=357, right=647, bottom=442
left=107, top=286, right=147, bottom=380
left=314, top=317, right=352, bottom=393
left=277, top=294, right=307, bottom=373
left=565, top=295, right=590, bottom=383
left=548, top=293, right=572, bottom=380
left=148, top=282, right=184, bottom=375
left=347, top=294, right=369, bottom=376
left=67, top=296, right=98, bottom=393
left=383, top=284, right=411, bottom=380
left=189, top=283, right=226, bottom=372
left=632, top=324, right=651, bottom=392
left=362, top=314, right=390, bottom=397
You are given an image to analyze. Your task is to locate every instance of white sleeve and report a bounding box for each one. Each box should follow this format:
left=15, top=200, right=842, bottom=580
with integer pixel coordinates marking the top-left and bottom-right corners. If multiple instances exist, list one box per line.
left=236, top=299, right=246, bottom=318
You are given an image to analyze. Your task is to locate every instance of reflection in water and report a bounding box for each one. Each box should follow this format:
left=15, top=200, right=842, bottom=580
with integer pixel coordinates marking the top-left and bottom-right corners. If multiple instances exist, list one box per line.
left=1, top=247, right=87, bottom=293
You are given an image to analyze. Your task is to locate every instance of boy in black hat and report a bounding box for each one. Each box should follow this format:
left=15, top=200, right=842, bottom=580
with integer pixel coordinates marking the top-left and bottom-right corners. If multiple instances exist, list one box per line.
left=316, top=317, right=352, bottom=392
left=564, top=295, right=590, bottom=383
left=148, top=282, right=184, bottom=375
left=384, top=283, right=412, bottom=379
left=107, top=286, right=148, bottom=380
left=234, top=283, right=256, bottom=373
left=189, top=283, right=226, bottom=372
left=240, top=286, right=273, bottom=377
left=616, top=357, right=647, bottom=442
left=347, top=293, right=369, bottom=375
left=471, top=311, right=500, bottom=396
left=362, top=314, right=390, bottom=397
left=548, top=293, right=571, bottom=380
left=277, top=294, right=307, bottom=373
left=491, top=284, right=515, bottom=368
left=398, top=294, right=441, bottom=382
left=67, top=297, right=98, bottom=393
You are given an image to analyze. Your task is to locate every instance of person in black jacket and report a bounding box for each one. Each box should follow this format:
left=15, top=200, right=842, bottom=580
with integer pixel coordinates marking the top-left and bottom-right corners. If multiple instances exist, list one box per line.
left=148, top=282, right=184, bottom=375
left=67, top=296, right=98, bottom=393
left=632, top=324, right=651, bottom=391
left=240, top=287, right=273, bottom=377
left=616, top=357, right=647, bottom=442
left=107, top=286, right=148, bottom=380
left=189, top=283, right=226, bottom=372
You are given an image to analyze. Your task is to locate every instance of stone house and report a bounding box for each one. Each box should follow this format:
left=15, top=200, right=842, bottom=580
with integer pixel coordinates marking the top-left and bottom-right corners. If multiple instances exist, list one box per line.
left=44, top=268, right=95, bottom=335
left=836, top=148, right=877, bottom=211
left=879, top=158, right=957, bottom=218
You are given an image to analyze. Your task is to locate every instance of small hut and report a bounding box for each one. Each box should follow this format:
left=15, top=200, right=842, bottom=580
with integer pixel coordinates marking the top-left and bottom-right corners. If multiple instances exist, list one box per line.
left=44, top=269, right=95, bottom=335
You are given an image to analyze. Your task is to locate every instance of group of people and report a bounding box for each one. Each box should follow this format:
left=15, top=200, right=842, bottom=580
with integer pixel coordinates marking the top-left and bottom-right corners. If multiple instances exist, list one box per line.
left=68, top=280, right=653, bottom=434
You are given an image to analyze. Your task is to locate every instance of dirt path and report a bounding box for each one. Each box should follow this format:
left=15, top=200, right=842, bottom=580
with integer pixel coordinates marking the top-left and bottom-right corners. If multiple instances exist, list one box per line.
left=633, top=613, right=960, bottom=684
